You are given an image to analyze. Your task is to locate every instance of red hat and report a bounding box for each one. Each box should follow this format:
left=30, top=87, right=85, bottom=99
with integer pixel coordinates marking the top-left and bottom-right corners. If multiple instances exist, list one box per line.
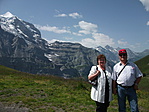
left=119, top=49, right=127, bottom=54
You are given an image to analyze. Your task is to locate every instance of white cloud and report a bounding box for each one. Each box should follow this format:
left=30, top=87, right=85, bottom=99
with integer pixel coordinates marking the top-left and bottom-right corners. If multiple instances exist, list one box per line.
left=73, top=21, right=115, bottom=48
left=69, top=12, right=83, bottom=19
left=117, top=40, right=144, bottom=52
left=35, top=24, right=71, bottom=34
left=54, top=13, right=67, bottom=17
left=72, top=21, right=99, bottom=36
left=72, top=32, right=83, bottom=36
left=79, top=30, right=91, bottom=35
left=81, top=33, right=114, bottom=48
left=140, top=0, right=149, bottom=27
left=147, top=21, right=149, bottom=25
left=78, top=21, right=98, bottom=34
left=118, top=40, right=128, bottom=45
left=54, top=12, right=83, bottom=19
left=140, top=0, right=149, bottom=11
left=64, top=37, right=73, bottom=40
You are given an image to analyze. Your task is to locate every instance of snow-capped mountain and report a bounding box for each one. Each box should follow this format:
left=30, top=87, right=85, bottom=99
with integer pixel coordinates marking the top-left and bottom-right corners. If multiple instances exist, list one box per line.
left=0, top=12, right=148, bottom=79
left=96, top=45, right=118, bottom=63
left=0, top=12, right=54, bottom=74
left=1, top=12, right=40, bottom=39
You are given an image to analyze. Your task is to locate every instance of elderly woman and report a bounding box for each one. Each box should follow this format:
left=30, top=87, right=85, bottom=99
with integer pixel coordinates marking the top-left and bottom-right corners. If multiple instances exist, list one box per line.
left=88, top=54, right=112, bottom=112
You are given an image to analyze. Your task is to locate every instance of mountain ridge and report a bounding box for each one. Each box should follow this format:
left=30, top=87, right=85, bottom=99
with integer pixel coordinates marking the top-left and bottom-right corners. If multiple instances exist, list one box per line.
left=0, top=12, right=148, bottom=79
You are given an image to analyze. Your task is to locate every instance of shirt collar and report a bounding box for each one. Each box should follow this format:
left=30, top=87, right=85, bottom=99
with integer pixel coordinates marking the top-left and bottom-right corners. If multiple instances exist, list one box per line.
left=119, top=60, right=129, bottom=66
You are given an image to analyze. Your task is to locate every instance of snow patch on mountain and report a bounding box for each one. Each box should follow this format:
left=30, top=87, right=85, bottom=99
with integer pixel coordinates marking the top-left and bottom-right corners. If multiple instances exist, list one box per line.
left=44, top=53, right=59, bottom=61
left=1, top=12, right=14, bottom=18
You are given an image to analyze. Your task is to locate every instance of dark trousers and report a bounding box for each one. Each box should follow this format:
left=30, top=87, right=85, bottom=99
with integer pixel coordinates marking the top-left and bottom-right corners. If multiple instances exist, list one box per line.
left=95, top=101, right=109, bottom=112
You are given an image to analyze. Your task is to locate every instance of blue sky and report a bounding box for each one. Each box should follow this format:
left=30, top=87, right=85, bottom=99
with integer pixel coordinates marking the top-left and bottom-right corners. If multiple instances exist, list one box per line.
left=0, top=0, right=149, bottom=52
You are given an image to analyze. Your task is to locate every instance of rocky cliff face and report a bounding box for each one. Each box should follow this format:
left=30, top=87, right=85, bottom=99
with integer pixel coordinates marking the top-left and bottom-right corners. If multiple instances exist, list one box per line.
left=46, top=41, right=100, bottom=78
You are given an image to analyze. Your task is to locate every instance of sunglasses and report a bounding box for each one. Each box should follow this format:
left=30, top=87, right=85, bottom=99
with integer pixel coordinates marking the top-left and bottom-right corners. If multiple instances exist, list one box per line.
left=119, top=54, right=127, bottom=56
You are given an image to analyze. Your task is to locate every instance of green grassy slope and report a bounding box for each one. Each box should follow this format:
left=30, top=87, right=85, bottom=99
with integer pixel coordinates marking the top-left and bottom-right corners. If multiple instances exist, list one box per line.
left=0, top=65, right=149, bottom=112
left=135, top=55, right=149, bottom=75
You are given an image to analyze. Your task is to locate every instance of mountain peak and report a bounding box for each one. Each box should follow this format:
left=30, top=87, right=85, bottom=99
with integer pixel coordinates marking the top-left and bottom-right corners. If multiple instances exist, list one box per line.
left=105, top=45, right=112, bottom=49
left=1, top=12, right=15, bottom=18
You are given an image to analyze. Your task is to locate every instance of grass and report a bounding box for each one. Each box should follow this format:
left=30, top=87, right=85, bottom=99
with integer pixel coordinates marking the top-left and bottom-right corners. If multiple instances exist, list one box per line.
left=135, top=55, right=149, bottom=76
left=0, top=65, right=149, bottom=112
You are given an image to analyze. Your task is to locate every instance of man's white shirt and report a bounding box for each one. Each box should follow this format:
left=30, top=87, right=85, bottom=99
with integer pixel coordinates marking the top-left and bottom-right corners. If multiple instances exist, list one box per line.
left=112, top=61, right=143, bottom=86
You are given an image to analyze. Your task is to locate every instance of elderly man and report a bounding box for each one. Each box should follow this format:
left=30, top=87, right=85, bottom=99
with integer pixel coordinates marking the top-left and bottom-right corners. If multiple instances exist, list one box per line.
left=112, top=49, right=143, bottom=112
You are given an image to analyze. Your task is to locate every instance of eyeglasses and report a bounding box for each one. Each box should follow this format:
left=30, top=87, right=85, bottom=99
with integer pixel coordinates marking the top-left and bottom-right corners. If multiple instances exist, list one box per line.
left=119, top=54, right=127, bottom=56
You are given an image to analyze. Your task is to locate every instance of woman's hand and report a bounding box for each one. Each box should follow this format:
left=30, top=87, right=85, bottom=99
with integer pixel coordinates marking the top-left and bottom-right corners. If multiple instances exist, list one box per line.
left=88, top=70, right=100, bottom=81
left=96, top=70, right=100, bottom=75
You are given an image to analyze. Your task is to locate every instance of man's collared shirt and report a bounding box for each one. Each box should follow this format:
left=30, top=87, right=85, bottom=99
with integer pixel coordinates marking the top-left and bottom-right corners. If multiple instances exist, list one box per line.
left=112, top=61, right=143, bottom=86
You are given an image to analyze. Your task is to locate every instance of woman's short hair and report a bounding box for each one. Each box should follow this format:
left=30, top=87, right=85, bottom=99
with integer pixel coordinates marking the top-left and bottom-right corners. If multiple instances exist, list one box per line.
left=97, top=54, right=106, bottom=64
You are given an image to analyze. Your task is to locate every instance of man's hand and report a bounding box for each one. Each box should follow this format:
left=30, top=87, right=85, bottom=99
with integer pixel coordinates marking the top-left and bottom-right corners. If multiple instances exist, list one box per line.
left=134, top=84, right=139, bottom=90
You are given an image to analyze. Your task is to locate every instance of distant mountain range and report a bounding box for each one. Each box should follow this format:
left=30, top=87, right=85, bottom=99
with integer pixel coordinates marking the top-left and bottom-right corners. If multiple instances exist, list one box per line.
left=96, top=45, right=149, bottom=63
left=0, top=12, right=148, bottom=79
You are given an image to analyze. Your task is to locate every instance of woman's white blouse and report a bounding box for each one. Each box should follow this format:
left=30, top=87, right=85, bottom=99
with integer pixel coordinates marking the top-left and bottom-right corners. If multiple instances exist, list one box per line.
left=88, top=65, right=112, bottom=103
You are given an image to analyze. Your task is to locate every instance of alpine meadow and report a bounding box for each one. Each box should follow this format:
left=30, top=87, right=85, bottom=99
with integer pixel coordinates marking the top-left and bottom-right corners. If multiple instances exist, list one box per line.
left=0, top=59, right=149, bottom=112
